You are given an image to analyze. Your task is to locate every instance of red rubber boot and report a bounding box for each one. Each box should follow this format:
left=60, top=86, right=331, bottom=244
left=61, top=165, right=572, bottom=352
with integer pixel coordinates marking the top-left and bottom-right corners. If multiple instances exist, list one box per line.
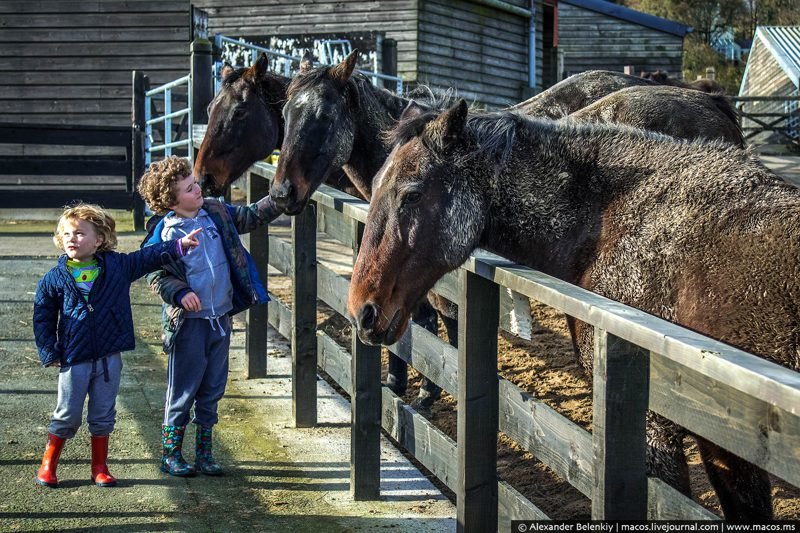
left=35, top=433, right=66, bottom=488
left=90, top=435, right=118, bottom=487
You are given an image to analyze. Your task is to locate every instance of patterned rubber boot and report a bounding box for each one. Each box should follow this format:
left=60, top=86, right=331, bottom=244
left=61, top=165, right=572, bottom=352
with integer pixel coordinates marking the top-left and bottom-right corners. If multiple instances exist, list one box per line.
left=90, top=434, right=118, bottom=487
left=195, top=424, right=223, bottom=476
left=36, top=433, right=66, bottom=488
left=160, top=425, right=196, bottom=477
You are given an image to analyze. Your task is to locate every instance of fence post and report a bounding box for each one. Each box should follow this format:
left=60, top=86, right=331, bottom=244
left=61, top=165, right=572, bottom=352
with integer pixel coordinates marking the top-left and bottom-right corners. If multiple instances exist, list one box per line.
left=457, top=268, right=499, bottom=532
left=292, top=204, right=317, bottom=427
left=245, top=171, right=270, bottom=378
left=131, top=70, right=146, bottom=231
left=191, top=37, right=213, bottom=162
left=350, top=219, right=382, bottom=501
left=381, top=38, right=397, bottom=91
left=592, top=329, right=649, bottom=519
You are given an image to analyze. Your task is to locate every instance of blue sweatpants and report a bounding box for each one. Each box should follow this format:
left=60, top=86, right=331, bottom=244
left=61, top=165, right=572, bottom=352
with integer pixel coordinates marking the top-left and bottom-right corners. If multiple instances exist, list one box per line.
left=163, top=316, right=231, bottom=427
left=48, top=353, right=123, bottom=439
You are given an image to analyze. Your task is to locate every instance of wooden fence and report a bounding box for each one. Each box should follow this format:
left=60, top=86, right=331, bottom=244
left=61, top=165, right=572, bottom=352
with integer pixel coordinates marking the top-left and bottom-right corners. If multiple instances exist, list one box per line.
left=731, top=95, right=800, bottom=146
left=192, top=136, right=800, bottom=530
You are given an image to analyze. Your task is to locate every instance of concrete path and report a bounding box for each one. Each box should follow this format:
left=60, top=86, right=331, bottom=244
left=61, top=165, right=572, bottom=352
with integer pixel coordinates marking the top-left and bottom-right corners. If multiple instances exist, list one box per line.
left=0, top=227, right=455, bottom=532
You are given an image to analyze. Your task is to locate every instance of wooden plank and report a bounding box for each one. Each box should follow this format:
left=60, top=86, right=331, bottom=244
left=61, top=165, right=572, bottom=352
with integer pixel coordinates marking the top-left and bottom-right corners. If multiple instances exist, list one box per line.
left=461, top=249, right=800, bottom=416
left=350, top=219, right=382, bottom=500
left=0, top=1, right=189, bottom=13
left=317, top=262, right=350, bottom=317
left=499, top=481, right=549, bottom=523
left=266, top=296, right=292, bottom=340
left=0, top=124, right=130, bottom=146
left=317, top=331, right=352, bottom=396
left=1, top=190, right=133, bottom=209
left=381, top=386, right=459, bottom=490
left=387, top=320, right=459, bottom=397
left=317, top=202, right=354, bottom=248
left=0, top=13, right=188, bottom=27
left=0, top=86, right=132, bottom=100
left=245, top=172, right=270, bottom=379
left=0, top=27, right=188, bottom=42
left=498, top=377, right=593, bottom=497
left=647, top=478, right=719, bottom=520
left=291, top=204, right=318, bottom=428
left=591, top=329, right=649, bottom=519
left=202, top=0, right=415, bottom=18
left=0, top=175, right=127, bottom=185
left=457, top=269, right=500, bottom=532
left=0, top=144, right=126, bottom=157
left=3, top=42, right=188, bottom=57
left=649, top=353, right=800, bottom=487
left=0, top=56, right=189, bottom=71
left=0, top=99, right=135, bottom=115
left=132, top=69, right=146, bottom=230
left=268, top=235, right=293, bottom=276
left=7, top=70, right=187, bottom=86
left=0, top=159, right=129, bottom=176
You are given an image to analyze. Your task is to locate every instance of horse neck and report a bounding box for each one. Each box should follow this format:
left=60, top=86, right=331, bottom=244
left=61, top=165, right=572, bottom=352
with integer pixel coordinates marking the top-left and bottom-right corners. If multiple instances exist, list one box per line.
left=345, top=84, right=410, bottom=198
left=479, top=123, right=636, bottom=282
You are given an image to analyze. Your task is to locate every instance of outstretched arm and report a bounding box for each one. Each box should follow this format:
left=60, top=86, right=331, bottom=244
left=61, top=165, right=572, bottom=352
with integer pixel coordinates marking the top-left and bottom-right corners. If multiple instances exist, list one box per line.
left=229, top=195, right=282, bottom=234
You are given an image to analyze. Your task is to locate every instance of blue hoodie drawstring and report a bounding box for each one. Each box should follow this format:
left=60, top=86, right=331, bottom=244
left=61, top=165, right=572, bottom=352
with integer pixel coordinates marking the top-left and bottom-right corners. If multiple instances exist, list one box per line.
left=207, top=316, right=226, bottom=337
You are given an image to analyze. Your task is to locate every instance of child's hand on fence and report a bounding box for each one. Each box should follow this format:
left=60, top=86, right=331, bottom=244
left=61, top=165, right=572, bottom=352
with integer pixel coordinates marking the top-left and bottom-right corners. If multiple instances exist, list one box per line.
left=180, top=228, right=202, bottom=251
left=180, top=291, right=202, bottom=312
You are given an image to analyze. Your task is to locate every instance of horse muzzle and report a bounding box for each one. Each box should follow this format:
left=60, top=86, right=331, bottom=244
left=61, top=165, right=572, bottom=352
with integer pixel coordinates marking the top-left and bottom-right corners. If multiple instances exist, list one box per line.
left=354, top=303, right=406, bottom=346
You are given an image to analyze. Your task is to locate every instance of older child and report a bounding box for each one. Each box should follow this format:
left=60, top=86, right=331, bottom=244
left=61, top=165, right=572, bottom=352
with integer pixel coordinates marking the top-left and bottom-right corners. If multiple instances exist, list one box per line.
left=138, top=156, right=280, bottom=477
left=33, top=203, right=201, bottom=488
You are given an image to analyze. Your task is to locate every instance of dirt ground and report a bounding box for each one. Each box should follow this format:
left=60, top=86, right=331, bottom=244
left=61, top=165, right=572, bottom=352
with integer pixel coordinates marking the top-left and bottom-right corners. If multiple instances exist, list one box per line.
left=270, top=274, right=800, bottom=520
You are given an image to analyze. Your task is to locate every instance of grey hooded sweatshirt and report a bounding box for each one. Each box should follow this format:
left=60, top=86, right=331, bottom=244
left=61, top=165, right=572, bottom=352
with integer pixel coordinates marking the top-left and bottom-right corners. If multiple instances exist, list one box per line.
left=161, top=208, right=233, bottom=320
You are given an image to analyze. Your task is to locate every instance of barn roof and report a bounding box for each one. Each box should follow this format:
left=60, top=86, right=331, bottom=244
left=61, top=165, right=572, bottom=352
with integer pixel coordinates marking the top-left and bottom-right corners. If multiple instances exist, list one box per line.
left=558, top=0, right=692, bottom=37
left=746, top=26, right=800, bottom=89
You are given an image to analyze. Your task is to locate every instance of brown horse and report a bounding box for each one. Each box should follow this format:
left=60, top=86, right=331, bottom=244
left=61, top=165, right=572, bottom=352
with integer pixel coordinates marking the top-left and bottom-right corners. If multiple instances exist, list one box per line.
left=348, top=100, right=799, bottom=519
left=640, top=70, right=724, bottom=94
left=511, top=69, right=660, bottom=119
left=565, top=85, right=743, bottom=146
left=194, top=54, right=291, bottom=196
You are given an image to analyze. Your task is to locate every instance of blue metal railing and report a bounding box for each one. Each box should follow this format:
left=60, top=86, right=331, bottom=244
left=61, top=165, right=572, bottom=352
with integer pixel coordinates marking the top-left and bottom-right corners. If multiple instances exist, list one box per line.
left=145, top=74, right=192, bottom=167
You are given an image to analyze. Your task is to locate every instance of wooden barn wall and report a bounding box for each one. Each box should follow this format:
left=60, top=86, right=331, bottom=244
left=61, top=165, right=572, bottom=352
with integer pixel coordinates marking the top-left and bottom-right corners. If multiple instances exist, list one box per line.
left=740, top=39, right=795, bottom=143
left=418, top=0, right=533, bottom=109
left=192, top=0, right=419, bottom=83
left=557, top=3, right=684, bottom=79
left=0, top=0, right=192, bottom=127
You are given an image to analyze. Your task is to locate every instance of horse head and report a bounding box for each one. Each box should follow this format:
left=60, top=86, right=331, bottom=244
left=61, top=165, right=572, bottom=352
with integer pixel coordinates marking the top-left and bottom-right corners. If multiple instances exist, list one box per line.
left=348, top=100, right=486, bottom=345
left=270, top=50, right=359, bottom=214
left=194, top=53, right=288, bottom=196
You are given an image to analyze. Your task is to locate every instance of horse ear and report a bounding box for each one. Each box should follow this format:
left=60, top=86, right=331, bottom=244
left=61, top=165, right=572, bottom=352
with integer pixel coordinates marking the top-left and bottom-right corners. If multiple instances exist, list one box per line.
left=251, top=52, right=269, bottom=76
left=221, top=62, right=235, bottom=81
left=329, top=49, right=359, bottom=87
left=299, top=51, right=315, bottom=74
left=425, top=99, right=468, bottom=152
left=399, top=100, right=426, bottom=122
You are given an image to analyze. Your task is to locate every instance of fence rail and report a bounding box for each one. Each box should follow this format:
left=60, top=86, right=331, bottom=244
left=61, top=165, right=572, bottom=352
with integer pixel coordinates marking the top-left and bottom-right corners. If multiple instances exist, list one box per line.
left=207, top=139, right=800, bottom=528
left=730, top=95, right=800, bottom=144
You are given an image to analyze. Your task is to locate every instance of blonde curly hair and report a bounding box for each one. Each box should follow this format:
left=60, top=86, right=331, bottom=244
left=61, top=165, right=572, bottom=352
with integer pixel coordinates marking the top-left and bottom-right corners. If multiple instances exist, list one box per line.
left=53, top=203, right=117, bottom=253
left=137, top=156, right=193, bottom=215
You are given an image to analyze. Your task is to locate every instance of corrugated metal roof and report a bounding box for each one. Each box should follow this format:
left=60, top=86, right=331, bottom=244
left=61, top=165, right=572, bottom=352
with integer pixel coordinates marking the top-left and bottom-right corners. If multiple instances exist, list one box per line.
left=757, top=26, right=800, bottom=88
left=559, top=0, right=692, bottom=37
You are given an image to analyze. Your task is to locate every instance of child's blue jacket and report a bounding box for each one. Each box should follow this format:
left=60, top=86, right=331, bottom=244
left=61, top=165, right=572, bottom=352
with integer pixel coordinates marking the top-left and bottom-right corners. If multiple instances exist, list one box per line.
left=32, top=240, right=182, bottom=367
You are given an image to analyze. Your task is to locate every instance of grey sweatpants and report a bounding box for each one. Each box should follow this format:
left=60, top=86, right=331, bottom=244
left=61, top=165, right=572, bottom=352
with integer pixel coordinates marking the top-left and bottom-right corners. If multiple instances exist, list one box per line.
left=48, top=353, right=123, bottom=439
left=163, top=316, right=231, bottom=427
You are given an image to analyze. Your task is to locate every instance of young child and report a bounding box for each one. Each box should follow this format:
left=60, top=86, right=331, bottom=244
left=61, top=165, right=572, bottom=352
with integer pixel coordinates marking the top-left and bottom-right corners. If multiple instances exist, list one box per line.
left=33, top=203, right=201, bottom=488
left=137, top=156, right=280, bottom=477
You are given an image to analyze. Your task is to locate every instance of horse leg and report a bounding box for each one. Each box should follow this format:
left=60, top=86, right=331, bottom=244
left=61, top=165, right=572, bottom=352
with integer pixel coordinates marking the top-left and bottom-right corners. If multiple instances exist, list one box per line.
left=408, top=298, right=443, bottom=413
left=647, top=413, right=692, bottom=496
left=389, top=298, right=439, bottom=396
left=695, top=436, right=773, bottom=520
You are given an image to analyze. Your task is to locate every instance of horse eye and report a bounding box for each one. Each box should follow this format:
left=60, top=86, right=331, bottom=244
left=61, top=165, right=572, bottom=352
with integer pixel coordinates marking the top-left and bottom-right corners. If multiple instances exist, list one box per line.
left=403, top=191, right=422, bottom=206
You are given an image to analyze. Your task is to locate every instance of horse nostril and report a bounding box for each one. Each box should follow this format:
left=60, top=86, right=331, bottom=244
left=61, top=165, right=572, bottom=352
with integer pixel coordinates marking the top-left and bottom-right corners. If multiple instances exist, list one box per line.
left=358, top=303, right=378, bottom=331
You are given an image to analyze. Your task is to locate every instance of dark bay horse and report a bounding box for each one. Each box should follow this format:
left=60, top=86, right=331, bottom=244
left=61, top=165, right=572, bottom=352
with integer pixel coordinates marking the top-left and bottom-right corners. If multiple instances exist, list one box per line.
left=565, top=85, right=743, bottom=146
left=194, top=53, right=290, bottom=196
left=348, top=100, right=800, bottom=520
